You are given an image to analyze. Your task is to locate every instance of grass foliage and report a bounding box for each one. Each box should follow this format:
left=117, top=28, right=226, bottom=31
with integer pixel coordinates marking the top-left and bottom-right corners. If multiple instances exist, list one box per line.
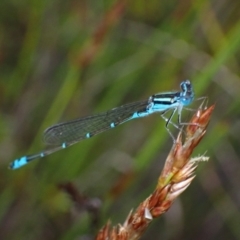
left=1, top=0, right=240, bottom=239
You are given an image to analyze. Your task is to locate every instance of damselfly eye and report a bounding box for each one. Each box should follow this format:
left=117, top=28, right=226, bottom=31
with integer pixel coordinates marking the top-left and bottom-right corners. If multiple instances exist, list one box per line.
left=180, top=80, right=191, bottom=92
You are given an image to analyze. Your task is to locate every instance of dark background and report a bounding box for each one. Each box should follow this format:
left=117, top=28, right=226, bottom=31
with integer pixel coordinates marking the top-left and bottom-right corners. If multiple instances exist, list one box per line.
left=1, top=0, right=240, bottom=239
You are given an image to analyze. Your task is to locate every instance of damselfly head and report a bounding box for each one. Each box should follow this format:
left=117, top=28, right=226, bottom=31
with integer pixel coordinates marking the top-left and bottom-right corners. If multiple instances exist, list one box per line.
left=180, top=80, right=194, bottom=106
left=180, top=80, right=192, bottom=93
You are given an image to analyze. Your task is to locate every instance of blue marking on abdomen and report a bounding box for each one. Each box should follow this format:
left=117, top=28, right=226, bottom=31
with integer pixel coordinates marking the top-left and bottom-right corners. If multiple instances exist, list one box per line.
left=86, top=133, right=91, bottom=138
left=10, top=156, right=28, bottom=169
left=62, top=143, right=67, bottom=148
left=132, top=110, right=149, bottom=119
left=110, top=122, right=115, bottom=128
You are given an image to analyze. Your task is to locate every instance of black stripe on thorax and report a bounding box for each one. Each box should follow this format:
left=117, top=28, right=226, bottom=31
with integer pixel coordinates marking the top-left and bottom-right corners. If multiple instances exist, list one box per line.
left=152, top=92, right=180, bottom=105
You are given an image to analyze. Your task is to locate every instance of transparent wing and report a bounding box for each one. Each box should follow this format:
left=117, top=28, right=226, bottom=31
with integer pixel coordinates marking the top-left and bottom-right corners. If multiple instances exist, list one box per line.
left=43, top=100, right=149, bottom=146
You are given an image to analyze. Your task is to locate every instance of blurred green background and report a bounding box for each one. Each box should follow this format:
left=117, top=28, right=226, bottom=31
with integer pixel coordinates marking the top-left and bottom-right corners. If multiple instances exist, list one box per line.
left=1, top=0, right=240, bottom=239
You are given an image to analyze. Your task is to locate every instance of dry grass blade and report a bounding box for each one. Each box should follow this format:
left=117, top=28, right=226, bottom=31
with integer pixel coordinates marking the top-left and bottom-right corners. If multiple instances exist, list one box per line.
left=96, top=105, right=215, bottom=240
left=76, top=0, right=126, bottom=67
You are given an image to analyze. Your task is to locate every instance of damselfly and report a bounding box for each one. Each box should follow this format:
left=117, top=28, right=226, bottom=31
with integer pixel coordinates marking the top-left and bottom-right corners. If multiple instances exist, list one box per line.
left=10, top=80, right=194, bottom=169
